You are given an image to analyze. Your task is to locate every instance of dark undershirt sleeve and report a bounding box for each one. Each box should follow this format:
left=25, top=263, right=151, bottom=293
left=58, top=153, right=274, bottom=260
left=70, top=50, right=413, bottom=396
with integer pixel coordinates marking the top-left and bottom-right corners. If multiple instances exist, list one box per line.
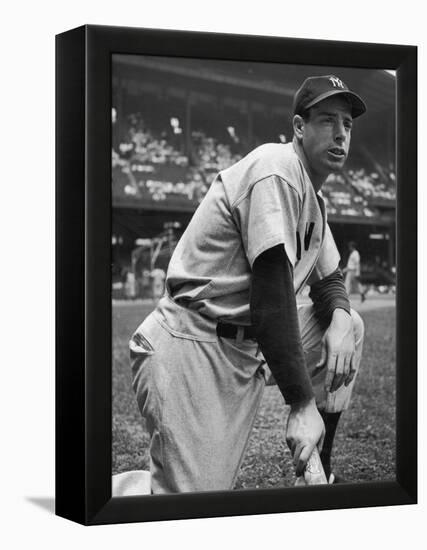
left=309, top=268, right=351, bottom=329
left=250, top=244, right=314, bottom=405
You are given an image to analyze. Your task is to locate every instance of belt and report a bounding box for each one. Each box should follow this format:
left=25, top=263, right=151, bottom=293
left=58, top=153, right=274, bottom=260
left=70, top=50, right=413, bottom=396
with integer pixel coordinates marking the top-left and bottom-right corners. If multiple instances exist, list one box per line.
left=216, top=322, right=257, bottom=340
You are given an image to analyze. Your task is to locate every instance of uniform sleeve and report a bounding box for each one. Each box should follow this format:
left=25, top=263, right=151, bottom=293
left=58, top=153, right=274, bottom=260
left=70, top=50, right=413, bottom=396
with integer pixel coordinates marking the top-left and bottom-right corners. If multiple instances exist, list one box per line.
left=307, top=223, right=341, bottom=285
left=251, top=244, right=314, bottom=405
left=233, top=175, right=301, bottom=268
left=309, top=268, right=351, bottom=329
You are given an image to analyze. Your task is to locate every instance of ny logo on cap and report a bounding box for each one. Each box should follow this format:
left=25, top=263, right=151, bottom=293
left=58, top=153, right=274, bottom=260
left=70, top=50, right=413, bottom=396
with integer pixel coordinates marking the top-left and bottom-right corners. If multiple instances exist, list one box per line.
left=329, top=76, right=344, bottom=89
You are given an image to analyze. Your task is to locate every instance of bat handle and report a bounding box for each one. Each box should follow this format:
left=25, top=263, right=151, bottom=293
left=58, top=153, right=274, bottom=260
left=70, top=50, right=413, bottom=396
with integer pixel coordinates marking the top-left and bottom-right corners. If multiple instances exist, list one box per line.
left=303, top=447, right=328, bottom=485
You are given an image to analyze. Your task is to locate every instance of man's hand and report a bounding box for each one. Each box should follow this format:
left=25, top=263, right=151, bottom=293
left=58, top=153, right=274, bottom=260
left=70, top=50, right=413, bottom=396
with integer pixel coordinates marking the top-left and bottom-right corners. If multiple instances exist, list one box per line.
left=316, top=308, right=356, bottom=393
left=286, top=397, right=325, bottom=477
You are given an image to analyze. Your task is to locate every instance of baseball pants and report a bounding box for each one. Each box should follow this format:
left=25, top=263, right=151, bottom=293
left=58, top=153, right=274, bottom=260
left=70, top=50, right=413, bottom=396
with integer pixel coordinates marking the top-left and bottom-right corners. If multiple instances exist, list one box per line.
left=345, top=270, right=364, bottom=296
left=129, top=295, right=364, bottom=494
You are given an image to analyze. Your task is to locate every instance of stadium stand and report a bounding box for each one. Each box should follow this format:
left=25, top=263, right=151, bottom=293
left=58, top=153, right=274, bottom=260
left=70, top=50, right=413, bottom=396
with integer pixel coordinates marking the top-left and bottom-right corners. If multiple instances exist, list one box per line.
left=347, top=167, right=396, bottom=202
left=111, top=62, right=396, bottom=296
left=113, top=112, right=395, bottom=218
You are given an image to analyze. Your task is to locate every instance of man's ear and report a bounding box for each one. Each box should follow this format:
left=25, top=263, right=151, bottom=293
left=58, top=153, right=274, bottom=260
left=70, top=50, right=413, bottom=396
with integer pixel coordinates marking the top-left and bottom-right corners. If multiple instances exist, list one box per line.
left=293, top=114, right=304, bottom=140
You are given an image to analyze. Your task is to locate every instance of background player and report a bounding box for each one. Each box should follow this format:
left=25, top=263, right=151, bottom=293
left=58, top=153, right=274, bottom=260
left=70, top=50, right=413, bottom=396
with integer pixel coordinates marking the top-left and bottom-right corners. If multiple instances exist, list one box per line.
left=129, top=75, right=366, bottom=493
left=343, top=241, right=366, bottom=303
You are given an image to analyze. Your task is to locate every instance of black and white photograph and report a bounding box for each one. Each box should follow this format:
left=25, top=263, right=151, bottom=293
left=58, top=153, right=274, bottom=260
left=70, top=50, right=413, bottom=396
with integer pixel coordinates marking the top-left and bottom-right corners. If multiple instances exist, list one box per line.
left=3, top=0, right=424, bottom=546
left=53, top=24, right=417, bottom=527
left=111, top=56, right=398, bottom=495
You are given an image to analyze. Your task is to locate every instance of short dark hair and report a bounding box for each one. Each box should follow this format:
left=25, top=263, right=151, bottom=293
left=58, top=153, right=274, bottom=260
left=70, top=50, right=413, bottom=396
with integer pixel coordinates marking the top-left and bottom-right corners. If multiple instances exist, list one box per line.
left=300, top=109, right=312, bottom=122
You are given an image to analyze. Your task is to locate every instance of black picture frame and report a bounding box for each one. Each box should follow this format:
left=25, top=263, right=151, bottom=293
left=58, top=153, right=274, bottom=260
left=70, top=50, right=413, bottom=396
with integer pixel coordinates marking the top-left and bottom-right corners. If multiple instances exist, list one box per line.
left=55, top=24, right=417, bottom=526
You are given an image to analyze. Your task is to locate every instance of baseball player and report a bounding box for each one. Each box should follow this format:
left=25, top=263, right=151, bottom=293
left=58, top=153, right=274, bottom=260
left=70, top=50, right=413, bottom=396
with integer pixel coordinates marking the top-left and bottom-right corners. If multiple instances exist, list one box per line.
left=129, top=75, right=366, bottom=493
left=343, top=241, right=366, bottom=302
left=150, top=267, right=166, bottom=304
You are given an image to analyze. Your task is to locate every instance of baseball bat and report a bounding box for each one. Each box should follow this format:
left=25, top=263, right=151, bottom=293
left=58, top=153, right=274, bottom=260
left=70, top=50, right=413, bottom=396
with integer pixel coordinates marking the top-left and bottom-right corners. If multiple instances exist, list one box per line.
left=295, top=447, right=328, bottom=486
left=304, top=447, right=328, bottom=484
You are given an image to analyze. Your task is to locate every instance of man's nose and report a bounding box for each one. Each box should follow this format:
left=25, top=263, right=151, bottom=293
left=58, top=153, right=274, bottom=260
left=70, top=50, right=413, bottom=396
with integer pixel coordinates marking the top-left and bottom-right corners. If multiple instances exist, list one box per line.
left=335, top=120, right=347, bottom=143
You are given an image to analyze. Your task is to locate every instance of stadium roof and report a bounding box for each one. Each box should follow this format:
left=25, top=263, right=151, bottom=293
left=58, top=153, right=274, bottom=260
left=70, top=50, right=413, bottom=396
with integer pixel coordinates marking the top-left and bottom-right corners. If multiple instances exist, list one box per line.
left=115, top=55, right=395, bottom=116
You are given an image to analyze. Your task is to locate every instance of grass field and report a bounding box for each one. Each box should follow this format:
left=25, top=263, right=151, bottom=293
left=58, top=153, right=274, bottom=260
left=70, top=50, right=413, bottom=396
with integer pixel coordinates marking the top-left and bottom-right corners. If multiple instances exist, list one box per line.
left=112, top=301, right=396, bottom=488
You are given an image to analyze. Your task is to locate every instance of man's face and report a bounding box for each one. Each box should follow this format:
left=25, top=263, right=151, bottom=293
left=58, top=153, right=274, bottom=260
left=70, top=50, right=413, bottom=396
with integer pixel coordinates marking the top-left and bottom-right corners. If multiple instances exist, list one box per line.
left=297, top=95, right=353, bottom=178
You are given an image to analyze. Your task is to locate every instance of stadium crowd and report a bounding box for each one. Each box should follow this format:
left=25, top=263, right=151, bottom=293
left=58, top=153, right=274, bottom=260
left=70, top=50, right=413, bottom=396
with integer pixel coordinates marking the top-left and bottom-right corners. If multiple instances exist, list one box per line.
left=112, top=111, right=396, bottom=211
left=346, top=167, right=396, bottom=202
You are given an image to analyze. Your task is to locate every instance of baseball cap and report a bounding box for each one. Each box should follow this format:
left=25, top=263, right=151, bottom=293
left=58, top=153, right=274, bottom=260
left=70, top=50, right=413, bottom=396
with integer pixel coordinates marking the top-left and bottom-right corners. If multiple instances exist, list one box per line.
left=293, top=75, right=367, bottom=118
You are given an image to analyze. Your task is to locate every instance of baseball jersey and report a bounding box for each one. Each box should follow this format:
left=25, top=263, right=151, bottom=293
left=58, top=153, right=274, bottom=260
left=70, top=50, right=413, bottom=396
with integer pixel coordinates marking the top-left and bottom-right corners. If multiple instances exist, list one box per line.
left=346, top=250, right=361, bottom=276
left=166, top=142, right=340, bottom=325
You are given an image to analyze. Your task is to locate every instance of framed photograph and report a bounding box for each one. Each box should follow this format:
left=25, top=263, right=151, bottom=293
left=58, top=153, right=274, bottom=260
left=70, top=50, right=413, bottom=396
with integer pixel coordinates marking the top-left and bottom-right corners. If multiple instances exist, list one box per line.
left=56, top=24, right=417, bottom=525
